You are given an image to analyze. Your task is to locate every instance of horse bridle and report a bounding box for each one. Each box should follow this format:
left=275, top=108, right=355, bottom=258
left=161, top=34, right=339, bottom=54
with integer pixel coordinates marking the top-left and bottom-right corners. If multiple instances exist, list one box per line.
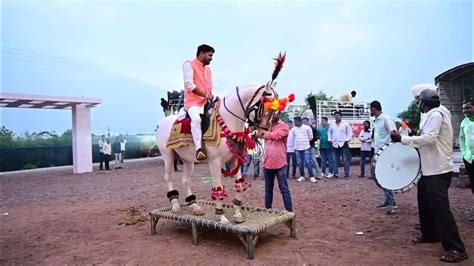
left=223, top=85, right=277, bottom=131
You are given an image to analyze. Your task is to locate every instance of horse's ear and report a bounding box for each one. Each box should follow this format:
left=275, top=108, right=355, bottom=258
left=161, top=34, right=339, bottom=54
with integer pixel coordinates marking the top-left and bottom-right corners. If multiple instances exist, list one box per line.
left=271, top=82, right=277, bottom=89
left=265, top=81, right=272, bottom=93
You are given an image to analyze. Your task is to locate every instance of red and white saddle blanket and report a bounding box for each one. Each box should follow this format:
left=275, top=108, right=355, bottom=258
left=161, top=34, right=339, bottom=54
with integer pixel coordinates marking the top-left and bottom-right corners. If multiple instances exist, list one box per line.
left=166, top=110, right=221, bottom=150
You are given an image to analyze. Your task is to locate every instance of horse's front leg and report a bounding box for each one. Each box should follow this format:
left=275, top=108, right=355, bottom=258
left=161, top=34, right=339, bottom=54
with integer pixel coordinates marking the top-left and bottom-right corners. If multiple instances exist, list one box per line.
left=163, top=153, right=180, bottom=213
left=209, top=158, right=230, bottom=224
left=232, top=160, right=250, bottom=224
left=182, top=161, right=205, bottom=216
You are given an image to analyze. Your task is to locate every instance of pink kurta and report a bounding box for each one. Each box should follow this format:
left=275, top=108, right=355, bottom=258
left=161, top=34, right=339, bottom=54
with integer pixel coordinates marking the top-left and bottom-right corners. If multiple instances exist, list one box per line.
left=263, top=121, right=289, bottom=169
left=184, top=59, right=212, bottom=109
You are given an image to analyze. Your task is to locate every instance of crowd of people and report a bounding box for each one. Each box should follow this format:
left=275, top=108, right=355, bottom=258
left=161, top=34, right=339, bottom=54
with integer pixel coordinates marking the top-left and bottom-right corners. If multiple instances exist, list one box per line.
left=259, top=88, right=471, bottom=263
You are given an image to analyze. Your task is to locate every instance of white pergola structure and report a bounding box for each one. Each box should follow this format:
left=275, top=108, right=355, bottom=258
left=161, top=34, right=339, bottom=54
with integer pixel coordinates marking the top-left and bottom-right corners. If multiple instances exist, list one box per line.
left=0, top=93, right=101, bottom=173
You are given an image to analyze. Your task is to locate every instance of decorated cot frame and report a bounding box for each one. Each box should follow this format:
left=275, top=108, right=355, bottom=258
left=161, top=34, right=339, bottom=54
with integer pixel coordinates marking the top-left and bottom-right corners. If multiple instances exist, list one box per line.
left=149, top=200, right=296, bottom=260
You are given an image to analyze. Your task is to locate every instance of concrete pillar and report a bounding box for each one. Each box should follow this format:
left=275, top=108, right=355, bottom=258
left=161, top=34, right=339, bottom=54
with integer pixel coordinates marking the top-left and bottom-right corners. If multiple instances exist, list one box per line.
left=72, top=104, right=93, bottom=173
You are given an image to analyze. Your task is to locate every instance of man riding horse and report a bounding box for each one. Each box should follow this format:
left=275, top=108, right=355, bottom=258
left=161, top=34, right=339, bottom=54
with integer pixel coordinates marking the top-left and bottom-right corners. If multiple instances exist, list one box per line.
left=180, top=44, right=215, bottom=160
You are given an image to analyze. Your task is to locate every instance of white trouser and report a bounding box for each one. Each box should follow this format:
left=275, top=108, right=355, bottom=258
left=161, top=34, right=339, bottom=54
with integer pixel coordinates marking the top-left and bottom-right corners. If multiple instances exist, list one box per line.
left=178, top=106, right=204, bottom=150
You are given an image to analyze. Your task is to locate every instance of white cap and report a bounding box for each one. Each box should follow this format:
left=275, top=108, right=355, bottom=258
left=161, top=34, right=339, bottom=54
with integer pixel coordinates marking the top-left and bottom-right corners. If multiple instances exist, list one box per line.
left=411, top=84, right=437, bottom=98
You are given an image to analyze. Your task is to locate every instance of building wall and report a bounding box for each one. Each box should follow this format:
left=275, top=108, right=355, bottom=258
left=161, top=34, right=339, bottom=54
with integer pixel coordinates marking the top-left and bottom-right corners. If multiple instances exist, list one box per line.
left=437, top=81, right=464, bottom=147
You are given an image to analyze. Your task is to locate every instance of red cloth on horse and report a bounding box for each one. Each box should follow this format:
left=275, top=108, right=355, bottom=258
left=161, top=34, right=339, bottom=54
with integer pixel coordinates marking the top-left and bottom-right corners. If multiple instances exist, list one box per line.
left=173, top=118, right=192, bottom=134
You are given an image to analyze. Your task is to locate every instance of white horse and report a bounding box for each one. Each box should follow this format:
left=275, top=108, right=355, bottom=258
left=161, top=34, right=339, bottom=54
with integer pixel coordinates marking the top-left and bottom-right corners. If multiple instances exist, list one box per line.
left=156, top=55, right=284, bottom=224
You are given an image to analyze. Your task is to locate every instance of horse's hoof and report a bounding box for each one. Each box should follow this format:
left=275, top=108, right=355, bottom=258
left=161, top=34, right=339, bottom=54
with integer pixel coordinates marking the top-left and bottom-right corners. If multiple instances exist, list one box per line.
left=233, top=215, right=245, bottom=224
left=193, top=207, right=205, bottom=216
left=220, top=216, right=231, bottom=225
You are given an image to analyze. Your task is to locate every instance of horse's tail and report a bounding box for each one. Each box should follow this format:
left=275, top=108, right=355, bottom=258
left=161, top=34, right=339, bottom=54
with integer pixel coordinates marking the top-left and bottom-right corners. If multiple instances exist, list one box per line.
left=155, top=115, right=178, bottom=157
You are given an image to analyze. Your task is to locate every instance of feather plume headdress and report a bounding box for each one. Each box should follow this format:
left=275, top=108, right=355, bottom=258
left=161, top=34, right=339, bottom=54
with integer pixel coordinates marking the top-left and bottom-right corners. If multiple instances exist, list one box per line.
left=271, top=52, right=286, bottom=85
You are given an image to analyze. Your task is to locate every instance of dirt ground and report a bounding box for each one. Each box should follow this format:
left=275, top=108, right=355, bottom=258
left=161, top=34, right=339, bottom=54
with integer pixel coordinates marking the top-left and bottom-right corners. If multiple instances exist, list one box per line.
left=1, top=158, right=473, bottom=265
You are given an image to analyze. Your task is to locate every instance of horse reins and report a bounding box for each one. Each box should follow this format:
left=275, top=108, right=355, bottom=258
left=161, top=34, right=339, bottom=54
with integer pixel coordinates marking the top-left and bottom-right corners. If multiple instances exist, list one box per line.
left=222, top=85, right=274, bottom=130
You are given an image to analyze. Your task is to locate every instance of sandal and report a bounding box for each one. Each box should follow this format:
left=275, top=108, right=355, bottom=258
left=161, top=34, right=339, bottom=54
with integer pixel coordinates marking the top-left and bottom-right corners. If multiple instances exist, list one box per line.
left=411, top=236, right=440, bottom=244
left=440, top=250, right=468, bottom=263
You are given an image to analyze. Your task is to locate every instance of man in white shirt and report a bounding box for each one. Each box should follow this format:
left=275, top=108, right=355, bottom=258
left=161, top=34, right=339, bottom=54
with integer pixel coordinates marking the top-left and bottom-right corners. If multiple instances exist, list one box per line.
left=370, top=101, right=397, bottom=212
left=338, top=91, right=356, bottom=106
left=98, top=135, right=106, bottom=170
left=292, top=116, right=317, bottom=183
left=286, top=122, right=298, bottom=179
left=398, top=121, right=412, bottom=136
left=120, top=137, right=127, bottom=163
left=181, top=44, right=215, bottom=160
left=391, top=90, right=467, bottom=263
left=358, top=120, right=372, bottom=177
left=303, top=118, right=324, bottom=178
left=328, top=111, right=352, bottom=178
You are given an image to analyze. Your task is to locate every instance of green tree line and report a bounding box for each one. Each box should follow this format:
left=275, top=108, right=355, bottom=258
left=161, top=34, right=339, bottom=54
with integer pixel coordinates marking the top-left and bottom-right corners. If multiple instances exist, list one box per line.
left=0, top=126, right=72, bottom=149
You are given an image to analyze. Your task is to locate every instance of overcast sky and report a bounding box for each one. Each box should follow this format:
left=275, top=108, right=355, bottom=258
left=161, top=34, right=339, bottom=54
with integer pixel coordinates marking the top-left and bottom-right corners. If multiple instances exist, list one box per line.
left=1, top=0, right=472, bottom=135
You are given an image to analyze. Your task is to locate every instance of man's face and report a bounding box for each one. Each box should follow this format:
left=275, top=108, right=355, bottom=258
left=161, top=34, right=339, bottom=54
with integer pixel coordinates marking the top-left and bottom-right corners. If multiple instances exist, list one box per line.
left=335, top=114, right=342, bottom=122
left=321, top=119, right=328, bottom=127
left=302, top=119, right=309, bottom=125
left=370, top=107, right=376, bottom=117
left=200, top=51, right=214, bottom=65
left=363, top=122, right=370, bottom=129
left=463, top=101, right=474, bottom=118
left=271, top=113, right=280, bottom=124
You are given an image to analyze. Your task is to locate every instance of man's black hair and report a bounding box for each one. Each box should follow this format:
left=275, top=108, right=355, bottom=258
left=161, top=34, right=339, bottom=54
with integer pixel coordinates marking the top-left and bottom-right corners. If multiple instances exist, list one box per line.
left=321, top=116, right=328, bottom=121
left=370, top=100, right=382, bottom=111
left=462, top=96, right=474, bottom=105
left=196, top=44, right=215, bottom=57
left=334, top=111, right=342, bottom=116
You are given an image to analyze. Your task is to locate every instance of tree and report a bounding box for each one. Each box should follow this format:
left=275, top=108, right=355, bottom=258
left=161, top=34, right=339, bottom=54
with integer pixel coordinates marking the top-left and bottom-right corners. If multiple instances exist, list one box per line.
left=279, top=111, right=290, bottom=123
left=397, top=101, right=420, bottom=132
left=306, top=90, right=335, bottom=104
left=0, top=126, right=15, bottom=149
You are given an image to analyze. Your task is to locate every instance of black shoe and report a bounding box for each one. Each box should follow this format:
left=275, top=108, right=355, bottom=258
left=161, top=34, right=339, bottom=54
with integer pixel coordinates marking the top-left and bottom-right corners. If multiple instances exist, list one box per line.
left=440, top=250, right=468, bottom=263
left=196, top=148, right=207, bottom=160
left=412, top=236, right=440, bottom=244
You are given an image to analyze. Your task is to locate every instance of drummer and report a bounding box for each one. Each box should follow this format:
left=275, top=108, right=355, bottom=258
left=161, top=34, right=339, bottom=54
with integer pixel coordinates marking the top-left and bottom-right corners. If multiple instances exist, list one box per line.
left=391, top=89, right=468, bottom=263
left=370, top=100, right=398, bottom=213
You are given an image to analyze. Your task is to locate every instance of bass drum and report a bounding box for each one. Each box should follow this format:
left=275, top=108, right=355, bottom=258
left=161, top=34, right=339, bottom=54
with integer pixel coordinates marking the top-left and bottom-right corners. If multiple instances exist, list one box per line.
left=372, top=142, right=421, bottom=193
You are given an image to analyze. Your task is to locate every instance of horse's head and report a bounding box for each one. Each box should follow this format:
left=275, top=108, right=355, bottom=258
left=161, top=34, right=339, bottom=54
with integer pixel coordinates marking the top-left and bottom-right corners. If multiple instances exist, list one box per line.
left=248, top=53, right=285, bottom=137
left=220, top=53, right=287, bottom=137
left=247, top=82, right=278, bottom=136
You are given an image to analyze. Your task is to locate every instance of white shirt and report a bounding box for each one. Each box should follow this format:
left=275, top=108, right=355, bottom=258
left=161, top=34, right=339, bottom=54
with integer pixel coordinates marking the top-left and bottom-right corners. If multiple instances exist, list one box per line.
left=359, top=130, right=372, bottom=151
left=183, top=61, right=214, bottom=92
left=102, top=142, right=112, bottom=155
left=401, top=107, right=453, bottom=176
left=328, top=121, right=352, bottom=148
left=98, top=139, right=105, bottom=153
left=338, top=93, right=353, bottom=105
left=398, top=127, right=411, bottom=136
left=293, top=124, right=313, bottom=151
left=373, top=113, right=396, bottom=150
left=287, top=128, right=296, bottom=152
left=120, top=140, right=127, bottom=151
